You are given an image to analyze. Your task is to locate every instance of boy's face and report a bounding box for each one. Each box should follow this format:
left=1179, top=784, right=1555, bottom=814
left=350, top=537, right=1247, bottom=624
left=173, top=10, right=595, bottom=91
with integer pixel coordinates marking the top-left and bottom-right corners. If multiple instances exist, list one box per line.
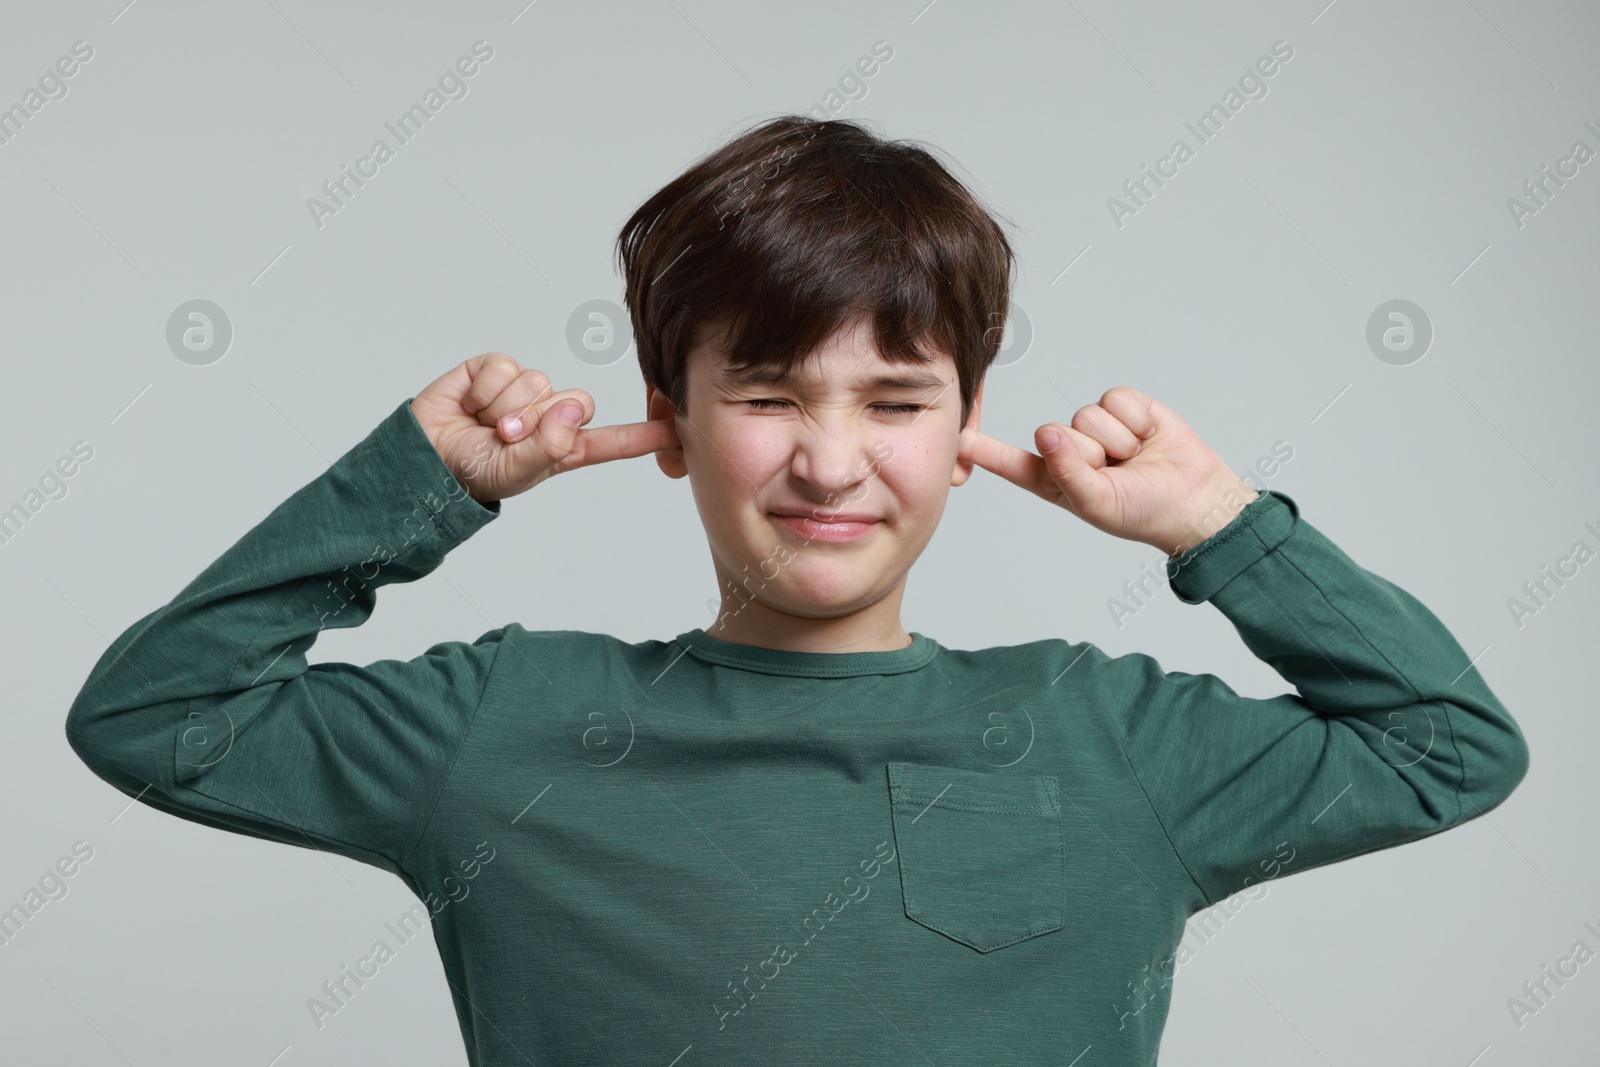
left=646, top=317, right=984, bottom=632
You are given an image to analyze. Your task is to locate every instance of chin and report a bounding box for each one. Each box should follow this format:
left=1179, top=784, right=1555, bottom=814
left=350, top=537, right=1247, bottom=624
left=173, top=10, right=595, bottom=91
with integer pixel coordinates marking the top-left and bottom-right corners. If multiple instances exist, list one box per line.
left=718, top=564, right=850, bottom=614
left=781, top=567, right=892, bottom=611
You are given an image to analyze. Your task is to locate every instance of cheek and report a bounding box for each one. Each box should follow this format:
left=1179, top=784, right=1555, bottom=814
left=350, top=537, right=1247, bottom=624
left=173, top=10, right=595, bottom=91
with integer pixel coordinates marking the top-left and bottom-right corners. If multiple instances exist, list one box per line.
left=726, top=422, right=789, bottom=465
left=707, top=421, right=796, bottom=491
left=690, top=423, right=780, bottom=511
left=878, top=438, right=954, bottom=504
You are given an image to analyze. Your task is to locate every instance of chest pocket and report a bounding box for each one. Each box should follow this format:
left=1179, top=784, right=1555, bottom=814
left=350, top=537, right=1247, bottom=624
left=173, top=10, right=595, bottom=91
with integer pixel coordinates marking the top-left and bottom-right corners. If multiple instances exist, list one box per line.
left=886, top=762, right=1065, bottom=953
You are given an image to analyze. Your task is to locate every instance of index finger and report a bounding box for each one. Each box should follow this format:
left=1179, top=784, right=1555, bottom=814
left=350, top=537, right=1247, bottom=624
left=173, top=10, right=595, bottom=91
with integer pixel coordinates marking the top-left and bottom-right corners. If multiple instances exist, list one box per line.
left=959, top=429, right=1054, bottom=499
left=565, top=417, right=683, bottom=469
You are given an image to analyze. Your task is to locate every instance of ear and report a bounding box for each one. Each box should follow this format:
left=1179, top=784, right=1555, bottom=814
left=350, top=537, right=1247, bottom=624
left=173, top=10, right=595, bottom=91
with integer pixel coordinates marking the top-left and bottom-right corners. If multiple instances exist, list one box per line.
left=951, top=377, right=985, bottom=488
left=646, top=382, right=688, bottom=479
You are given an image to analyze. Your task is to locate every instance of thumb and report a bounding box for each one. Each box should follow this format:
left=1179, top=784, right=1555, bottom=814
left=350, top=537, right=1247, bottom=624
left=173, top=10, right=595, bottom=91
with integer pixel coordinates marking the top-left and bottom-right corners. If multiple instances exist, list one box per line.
left=506, top=398, right=585, bottom=479
left=1036, top=423, right=1112, bottom=519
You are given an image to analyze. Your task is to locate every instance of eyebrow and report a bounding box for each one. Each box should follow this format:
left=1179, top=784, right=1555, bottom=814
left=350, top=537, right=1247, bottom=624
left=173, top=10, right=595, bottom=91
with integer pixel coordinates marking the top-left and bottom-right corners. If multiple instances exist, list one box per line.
left=720, top=364, right=948, bottom=392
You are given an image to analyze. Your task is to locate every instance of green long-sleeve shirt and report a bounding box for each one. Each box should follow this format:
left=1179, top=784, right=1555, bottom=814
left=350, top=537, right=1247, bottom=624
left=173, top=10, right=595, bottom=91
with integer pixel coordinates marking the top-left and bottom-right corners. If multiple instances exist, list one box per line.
left=65, top=397, right=1529, bottom=1066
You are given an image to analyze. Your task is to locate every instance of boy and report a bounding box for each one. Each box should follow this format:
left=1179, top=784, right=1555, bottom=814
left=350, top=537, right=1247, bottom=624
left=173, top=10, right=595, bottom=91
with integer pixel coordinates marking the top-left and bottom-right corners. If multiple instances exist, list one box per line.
left=66, top=116, right=1529, bottom=1065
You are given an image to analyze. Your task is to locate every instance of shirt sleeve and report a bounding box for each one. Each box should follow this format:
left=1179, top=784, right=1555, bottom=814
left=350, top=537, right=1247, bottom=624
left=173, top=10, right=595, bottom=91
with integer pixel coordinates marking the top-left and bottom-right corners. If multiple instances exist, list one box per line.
left=64, top=398, right=506, bottom=876
left=1096, top=489, right=1530, bottom=911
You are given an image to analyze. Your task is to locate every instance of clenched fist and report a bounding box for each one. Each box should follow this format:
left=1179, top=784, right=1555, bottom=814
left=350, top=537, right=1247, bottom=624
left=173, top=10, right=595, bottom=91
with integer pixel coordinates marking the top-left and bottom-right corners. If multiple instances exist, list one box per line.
left=410, top=353, right=682, bottom=504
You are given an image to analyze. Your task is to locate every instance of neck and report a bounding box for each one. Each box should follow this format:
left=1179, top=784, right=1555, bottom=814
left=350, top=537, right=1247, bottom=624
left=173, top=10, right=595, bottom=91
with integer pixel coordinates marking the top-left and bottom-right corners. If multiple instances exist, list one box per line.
left=705, top=589, right=913, bottom=654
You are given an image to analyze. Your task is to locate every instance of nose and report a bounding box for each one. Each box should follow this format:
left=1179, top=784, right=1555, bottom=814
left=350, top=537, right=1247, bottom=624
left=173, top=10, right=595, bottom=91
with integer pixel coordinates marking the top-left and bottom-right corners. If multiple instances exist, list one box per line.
left=787, top=415, right=878, bottom=504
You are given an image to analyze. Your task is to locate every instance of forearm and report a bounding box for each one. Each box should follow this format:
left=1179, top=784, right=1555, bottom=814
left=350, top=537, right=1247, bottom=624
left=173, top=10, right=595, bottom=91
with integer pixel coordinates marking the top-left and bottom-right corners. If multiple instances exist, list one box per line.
left=1107, top=489, right=1530, bottom=908
left=64, top=399, right=499, bottom=797
left=1175, top=490, right=1526, bottom=816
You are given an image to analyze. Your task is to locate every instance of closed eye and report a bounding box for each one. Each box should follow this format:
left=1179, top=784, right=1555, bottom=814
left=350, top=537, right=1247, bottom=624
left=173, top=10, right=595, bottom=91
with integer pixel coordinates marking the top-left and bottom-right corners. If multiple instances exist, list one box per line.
left=746, top=398, right=924, bottom=416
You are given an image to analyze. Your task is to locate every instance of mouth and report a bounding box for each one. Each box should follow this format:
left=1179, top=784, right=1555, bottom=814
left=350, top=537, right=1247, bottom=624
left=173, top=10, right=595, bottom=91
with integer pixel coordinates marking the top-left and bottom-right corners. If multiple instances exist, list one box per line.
left=769, top=510, right=882, bottom=543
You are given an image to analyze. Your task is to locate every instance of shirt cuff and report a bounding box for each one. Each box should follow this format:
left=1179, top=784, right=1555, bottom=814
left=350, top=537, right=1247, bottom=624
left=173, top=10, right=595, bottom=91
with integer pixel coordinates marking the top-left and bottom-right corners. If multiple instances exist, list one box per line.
left=1164, top=489, right=1298, bottom=605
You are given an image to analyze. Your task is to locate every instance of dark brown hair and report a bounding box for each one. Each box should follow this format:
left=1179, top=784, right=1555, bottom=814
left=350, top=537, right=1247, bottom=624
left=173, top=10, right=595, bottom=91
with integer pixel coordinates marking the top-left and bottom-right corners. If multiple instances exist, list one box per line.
left=614, top=115, right=1016, bottom=430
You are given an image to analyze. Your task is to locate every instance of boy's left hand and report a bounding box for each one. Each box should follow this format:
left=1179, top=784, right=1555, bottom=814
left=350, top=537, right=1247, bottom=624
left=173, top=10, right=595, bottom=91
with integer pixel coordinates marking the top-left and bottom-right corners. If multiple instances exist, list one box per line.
left=958, top=386, right=1259, bottom=557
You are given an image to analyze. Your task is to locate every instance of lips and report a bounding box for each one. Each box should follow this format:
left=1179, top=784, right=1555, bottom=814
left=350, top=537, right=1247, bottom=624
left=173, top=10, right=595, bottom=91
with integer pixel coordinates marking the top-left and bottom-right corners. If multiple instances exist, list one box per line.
left=769, top=508, right=881, bottom=542
left=768, top=508, right=881, bottom=524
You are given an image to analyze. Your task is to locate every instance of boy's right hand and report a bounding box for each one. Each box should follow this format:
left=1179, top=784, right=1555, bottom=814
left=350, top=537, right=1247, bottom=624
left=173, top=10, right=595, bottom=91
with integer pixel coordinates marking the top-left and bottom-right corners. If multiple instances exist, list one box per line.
left=410, top=353, right=682, bottom=504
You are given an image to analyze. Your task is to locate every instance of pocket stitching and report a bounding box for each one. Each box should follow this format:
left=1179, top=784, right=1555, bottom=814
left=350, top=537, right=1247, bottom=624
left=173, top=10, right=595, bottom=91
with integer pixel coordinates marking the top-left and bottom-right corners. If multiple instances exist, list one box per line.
left=888, top=767, right=1067, bottom=953
left=900, top=909, right=1063, bottom=953
left=889, top=794, right=1054, bottom=815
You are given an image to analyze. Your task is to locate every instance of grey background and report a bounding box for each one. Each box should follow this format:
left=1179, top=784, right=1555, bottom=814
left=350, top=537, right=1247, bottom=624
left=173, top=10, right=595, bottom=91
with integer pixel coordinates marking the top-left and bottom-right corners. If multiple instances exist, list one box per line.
left=4, top=0, right=1595, bottom=1063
